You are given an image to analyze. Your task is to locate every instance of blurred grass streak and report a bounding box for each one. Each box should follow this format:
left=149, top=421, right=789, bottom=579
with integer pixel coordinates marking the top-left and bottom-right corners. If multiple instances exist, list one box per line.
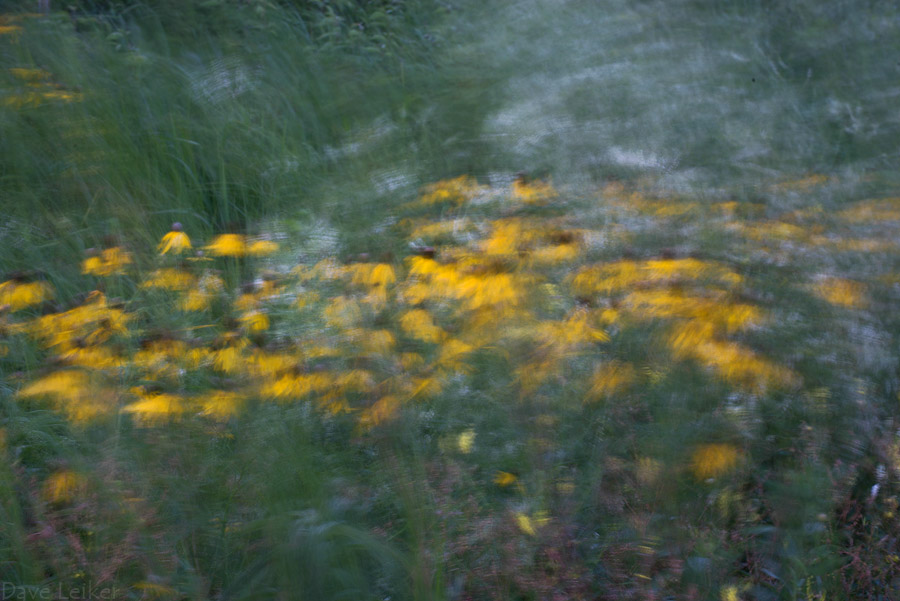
left=1, top=0, right=900, bottom=600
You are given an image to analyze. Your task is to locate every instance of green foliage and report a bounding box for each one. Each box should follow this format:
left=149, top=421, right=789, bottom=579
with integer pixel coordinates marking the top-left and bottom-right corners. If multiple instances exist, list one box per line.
left=2, top=0, right=900, bottom=599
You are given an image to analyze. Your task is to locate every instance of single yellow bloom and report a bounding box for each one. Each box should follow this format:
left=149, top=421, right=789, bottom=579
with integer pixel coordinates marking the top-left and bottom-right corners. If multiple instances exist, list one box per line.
left=43, top=470, right=87, bottom=504
left=158, top=230, right=192, bottom=255
left=494, top=471, right=518, bottom=487
left=81, top=256, right=104, bottom=276
left=457, top=428, right=475, bottom=453
left=399, top=309, right=445, bottom=343
left=206, top=234, right=247, bottom=257
left=588, top=361, right=637, bottom=400
left=0, top=280, right=53, bottom=311
left=690, top=443, right=741, bottom=480
left=357, top=395, right=401, bottom=429
left=511, top=177, right=556, bottom=204
left=9, top=67, right=51, bottom=82
left=197, top=391, right=245, bottom=421
left=82, top=247, right=133, bottom=276
left=248, top=240, right=279, bottom=256
left=239, top=310, right=270, bottom=332
left=813, top=277, right=866, bottom=309
left=399, top=352, right=424, bottom=371
left=515, top=512, right=536, bottom=535
left=140, top=268, right=195, bottom=291
left=124, top=387, right=186, bottom=423
left=720, top=585, right=740, bottom=601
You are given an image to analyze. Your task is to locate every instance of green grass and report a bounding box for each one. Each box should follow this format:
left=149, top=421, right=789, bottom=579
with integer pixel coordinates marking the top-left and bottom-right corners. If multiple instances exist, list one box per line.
left=2, top=0, right=900, bottom=600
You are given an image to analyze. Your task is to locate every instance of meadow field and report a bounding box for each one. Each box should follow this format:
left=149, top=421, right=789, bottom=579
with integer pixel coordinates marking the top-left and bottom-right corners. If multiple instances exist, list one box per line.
left=2, top=1, right=900, bottom=599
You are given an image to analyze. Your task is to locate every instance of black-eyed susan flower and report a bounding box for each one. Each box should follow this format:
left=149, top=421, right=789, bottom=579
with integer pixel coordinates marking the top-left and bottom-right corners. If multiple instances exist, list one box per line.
left=239, top=310, right=270, bottom=333
left=248, top=239, right=278, bottom=256
left=511, top=174, right=556, bottom=204
left=457, top=428, right=475, bottom=453
left=494, top=471, right=518, bottom=487
left=140, top=268, right=196, bottom=291
left=124, top=386, right=186, bottom=424
left=514, top=511, right=550, bottom=536
left=82, top=247, right=133, bottom=276
left=158, top=222, right=192, bottom=255
left=42, top=470, right=87, bottom=504
left=196, top=390, right=245, bottom=421
left=206, top=233, right=247, bottom=257
left=0, top=278, right=53, bottom=312
left=690, top=443, right=741, bottom=480
left=399, top=309, right=445, bottom=343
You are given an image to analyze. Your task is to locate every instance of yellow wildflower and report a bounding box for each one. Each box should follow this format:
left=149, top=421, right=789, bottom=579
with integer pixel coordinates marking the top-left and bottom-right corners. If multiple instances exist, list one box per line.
left=515, top=512, right=536, bottom=535
left=245, top=349, right=297, bottom=378
left=773, top=174, right=828, bottom=191
left=323, top=296, right=362, bottom=329
left=40, top=89, right=82, bottom=103
left=588, top=361, right=637, bottom=400
left=571, top=258, right=741, bottom=297
left=58, top=344, right=124, bottom=370
left=480, top=221, right=523, bottom=256
left=417, top=175, right=483, bottom=206
left=18, top=369, right=114, bottom=422
left=406, top=376, right=442, bottom=399
left=197, top=391, right=244, bottom=421
left=514, top=511, right=550, bottom=535
left=536, top=310, right=609, bottom=352
left=358, top=395, right=401, bottom=429
left=81, top=255, right=104, bottom=277
left=356, top=328, right=396, bottom=355
left=436, top=338, right=475, bottom=371
left=261, top=372, right=333, bottom=400
left=669, top=322, right=798, bottom=391
left=9, top=67, right=50, bottom=82
left=0, top=279, right=53, bottom=312
left=248, top=239, right=279, bottom=256
left=457, top=428, right=475, bottom=453
left=30, top=291, right=129, bottom=348
left=348, top=263, right=397, bottom=288
left=720, top=585, right=740, bottom=601
left=838, top=198, right=900, bottom=223
left=211, top=335, right=249, bottom=374
left=494, top=471, right=518, bottom=487
left=690, top=443, right=741, bottom=480
left=239, top=310, right=270, bottom=332
left=132, top=339, right=187, bottom=380
left=140, top=268, right=195, bottom=291
left=43, top=470, right=87, bottom=504
left=206, top=233, right=247, bottom=257
left=124, top=387, right=186, bottom=424
left=399, top=352, right=424, bottom=371
left=813, top=277, right=866, bottom=309
left=158, top=223, right=192, bottom=255
left=294, top=290, right=320, bottom=310
left=82, top=247, right=132, bottom=276
left=180, top=289, right=210, bottom=312
left=512, top=176, right=556, bottom=204
left=399, top=309, right=445, bottom=343
left=19, top=370, right=90, bottom=402
left=335, top=370, right=377, bottom=394
left=528, top=242, right=581, bottom=265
